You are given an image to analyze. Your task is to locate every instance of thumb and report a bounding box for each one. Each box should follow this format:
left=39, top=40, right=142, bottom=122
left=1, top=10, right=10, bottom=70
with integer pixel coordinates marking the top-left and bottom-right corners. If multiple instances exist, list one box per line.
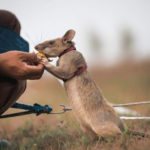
left=24, top=63, right=44, bottom=77
left=24, top=52, right=39, bottom=64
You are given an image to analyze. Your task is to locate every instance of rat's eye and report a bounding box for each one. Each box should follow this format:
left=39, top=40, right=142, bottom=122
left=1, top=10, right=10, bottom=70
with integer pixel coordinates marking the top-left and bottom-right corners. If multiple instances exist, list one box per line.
left=49, top=41, right=55, bottom=45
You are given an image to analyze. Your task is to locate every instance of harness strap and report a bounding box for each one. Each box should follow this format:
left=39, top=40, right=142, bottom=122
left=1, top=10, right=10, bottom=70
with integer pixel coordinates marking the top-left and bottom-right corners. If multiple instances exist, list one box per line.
left=59, top=45, right=76, bottom=57
left=63, top=65, right=87, bottom=82
left=74, top=65, right=87, bottom=76
left=59, top=45, right=87, bottom=82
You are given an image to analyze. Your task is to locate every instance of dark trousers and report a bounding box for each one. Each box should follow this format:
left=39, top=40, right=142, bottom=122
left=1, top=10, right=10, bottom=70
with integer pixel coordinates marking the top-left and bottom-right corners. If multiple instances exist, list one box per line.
left=0, top=77, right=26, bottom=115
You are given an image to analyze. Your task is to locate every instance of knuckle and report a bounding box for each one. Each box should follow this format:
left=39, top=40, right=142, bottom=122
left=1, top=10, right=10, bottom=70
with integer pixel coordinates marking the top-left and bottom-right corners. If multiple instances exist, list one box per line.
left=17, top=68, right=27, bottom=79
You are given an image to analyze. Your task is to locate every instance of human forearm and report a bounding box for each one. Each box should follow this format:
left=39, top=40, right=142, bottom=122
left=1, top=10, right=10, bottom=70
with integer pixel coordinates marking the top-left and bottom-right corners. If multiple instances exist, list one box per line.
left=0, top=51, right=44, bottom=80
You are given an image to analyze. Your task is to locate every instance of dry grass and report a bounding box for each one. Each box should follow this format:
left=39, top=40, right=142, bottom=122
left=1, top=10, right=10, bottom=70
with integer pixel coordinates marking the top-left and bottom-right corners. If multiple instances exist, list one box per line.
left=0, top=60, right=150, bottom=150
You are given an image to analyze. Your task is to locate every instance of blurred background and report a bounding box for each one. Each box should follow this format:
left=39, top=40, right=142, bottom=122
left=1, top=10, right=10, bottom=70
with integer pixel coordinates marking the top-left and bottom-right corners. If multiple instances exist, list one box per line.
left=1, top=0, right=150, bottom=65
left=0, top=0, right=150, bottom=149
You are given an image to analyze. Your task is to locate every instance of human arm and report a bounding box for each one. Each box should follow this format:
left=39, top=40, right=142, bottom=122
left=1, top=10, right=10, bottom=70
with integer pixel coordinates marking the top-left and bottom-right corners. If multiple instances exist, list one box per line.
left=0, top=51, right=44, bottom=80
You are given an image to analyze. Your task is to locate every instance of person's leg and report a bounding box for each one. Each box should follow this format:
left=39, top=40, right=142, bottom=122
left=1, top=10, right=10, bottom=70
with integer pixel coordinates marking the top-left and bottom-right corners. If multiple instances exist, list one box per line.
left=0, top=77, right=26, bottom=115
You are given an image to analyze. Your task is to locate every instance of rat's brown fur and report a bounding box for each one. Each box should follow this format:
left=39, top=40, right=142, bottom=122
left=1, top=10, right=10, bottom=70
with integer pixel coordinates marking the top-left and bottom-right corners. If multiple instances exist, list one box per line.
left=35, top=30, right=125, bottom=138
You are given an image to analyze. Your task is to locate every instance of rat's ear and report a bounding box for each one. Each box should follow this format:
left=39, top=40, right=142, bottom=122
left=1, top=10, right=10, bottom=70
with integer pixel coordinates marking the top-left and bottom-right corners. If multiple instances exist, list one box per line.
left=62, top=29, right=75, bottom=43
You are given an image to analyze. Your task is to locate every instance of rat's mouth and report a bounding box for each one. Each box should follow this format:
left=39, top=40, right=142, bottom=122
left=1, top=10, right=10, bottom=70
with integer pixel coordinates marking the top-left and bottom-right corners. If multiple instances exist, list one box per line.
left=36, top=52, right=53, bottom=62
left=45, top=53, right=51, bottom=58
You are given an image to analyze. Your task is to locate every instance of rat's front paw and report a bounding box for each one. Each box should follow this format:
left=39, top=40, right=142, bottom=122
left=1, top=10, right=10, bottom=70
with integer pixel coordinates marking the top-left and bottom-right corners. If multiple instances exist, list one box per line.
left=36, top=52, right=52, bottom=64
left=41, top=58, right=49, bottom=65
left=44, top=62, right=53, bottom=67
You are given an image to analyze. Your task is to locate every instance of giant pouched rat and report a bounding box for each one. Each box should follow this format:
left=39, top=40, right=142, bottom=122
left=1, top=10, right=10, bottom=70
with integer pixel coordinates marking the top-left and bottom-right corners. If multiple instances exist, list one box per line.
left=35, top=30, right=149, bottom=138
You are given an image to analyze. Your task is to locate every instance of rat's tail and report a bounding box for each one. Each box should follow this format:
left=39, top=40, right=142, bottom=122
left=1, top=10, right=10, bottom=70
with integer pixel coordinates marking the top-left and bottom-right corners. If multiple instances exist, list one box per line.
left=127, top=129, right=150, bottom=138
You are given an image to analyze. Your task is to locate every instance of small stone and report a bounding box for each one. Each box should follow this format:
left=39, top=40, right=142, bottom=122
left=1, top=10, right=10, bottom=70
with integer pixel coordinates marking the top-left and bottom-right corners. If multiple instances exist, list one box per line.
left=0, top=139, right=10, bottom=149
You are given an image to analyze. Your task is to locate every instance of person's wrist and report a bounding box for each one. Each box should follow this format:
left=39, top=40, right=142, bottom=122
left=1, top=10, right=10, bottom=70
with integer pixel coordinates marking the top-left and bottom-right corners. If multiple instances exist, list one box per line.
left=0, top=53, right=5, bottom=76
left=0, top=53, right=3, bottom=60
left=0, top=53, right=12, bottom=77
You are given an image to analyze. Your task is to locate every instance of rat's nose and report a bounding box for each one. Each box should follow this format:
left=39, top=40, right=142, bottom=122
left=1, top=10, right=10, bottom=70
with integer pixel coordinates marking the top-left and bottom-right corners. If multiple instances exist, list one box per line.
left=35, top=45, right=40, bottom=50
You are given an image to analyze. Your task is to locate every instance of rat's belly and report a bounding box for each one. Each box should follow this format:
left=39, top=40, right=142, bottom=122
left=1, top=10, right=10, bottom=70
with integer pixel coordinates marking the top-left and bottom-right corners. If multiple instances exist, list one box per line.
left=64, top=79, right=90, bottom=125
left=64, top=75, right=124, bottom=134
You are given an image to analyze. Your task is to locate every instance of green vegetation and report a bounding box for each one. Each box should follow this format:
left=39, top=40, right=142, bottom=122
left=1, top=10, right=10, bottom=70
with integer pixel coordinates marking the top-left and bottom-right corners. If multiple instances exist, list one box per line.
left=1, top=60, right=150, bottom=150
left=1, top=119, right=150, bottom=150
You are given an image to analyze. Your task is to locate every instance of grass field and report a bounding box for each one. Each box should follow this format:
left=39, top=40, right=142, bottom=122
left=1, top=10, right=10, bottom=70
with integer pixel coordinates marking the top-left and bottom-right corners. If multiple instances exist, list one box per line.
left=0, top=60, right=150, bottom=150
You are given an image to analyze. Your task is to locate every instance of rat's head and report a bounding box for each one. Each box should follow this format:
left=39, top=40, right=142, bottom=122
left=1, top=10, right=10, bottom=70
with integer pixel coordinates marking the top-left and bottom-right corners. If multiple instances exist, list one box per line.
left=35, top=29, right=75, bottom=57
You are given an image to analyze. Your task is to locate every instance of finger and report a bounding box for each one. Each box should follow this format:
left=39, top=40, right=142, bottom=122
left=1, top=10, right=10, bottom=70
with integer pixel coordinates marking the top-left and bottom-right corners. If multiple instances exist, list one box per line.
left=27, top=73, right=44, bottom=80
left=18, top=72, right=43, bottom=80
left=25, top=63, right=44, bottom=74
left=18, top=74, right=42, bottom=80
left=23, top=52, right=39, bottom=64
left=24, top=63, right=44, bottom=79
left=41, top=58, right=49, bottom=65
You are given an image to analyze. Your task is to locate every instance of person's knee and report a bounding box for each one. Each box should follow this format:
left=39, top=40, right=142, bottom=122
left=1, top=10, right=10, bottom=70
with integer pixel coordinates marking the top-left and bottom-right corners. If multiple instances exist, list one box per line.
left=16, top=80, right=26, bottom=97
left=0, top=78, right=26, bottom=114
left=0, top=77, right=26, bottom=102
left=0, top=9, right=21, bottom=34
left=8, top=79, right=26, bottom=100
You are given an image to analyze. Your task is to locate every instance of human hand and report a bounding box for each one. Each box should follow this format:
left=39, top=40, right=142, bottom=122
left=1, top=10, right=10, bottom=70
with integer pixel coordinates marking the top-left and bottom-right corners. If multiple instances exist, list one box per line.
left=0, top=51, right=44, bottom=80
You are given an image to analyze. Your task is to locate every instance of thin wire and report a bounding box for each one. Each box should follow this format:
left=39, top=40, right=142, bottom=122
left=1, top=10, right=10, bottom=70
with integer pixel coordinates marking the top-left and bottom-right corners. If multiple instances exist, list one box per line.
left=59, top=101, right=150, bottom=112
left=120, top=116, right=150, bottom=120
left=112, top=101, right=150, bottom=107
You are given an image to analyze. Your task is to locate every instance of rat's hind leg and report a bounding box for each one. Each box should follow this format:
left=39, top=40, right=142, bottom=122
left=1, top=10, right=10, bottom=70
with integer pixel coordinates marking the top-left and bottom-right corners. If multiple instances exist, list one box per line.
left=80, top=123, right=97, bottom=137
left=91, top=122, right=122, bottom=138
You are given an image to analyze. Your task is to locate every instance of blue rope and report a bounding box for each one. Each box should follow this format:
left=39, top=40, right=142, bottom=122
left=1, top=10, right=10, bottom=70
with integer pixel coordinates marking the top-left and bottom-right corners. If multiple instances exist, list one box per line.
left=0, top=102, right=53, bottom=118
